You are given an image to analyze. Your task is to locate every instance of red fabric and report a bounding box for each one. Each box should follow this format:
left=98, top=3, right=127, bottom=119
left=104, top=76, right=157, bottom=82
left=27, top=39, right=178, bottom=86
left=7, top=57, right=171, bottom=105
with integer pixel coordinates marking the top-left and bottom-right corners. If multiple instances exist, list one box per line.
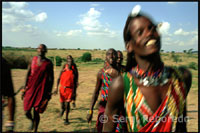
left=96, top=105, right=105, bottom=132
left=23, top=56, right=53, bottom=113
left=59, top=64, right=74, bottom=102
left=59, top=87, right=73, bottom=102
left=139, top=97, right=172, bottom=132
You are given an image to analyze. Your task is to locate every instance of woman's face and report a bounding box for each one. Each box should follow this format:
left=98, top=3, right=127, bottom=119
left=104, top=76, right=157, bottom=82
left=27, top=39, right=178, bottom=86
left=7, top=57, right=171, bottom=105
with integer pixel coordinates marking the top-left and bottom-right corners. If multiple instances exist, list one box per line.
left=128, top=16, right=161, bottom=56
left=67, top=56, right=72, bottom=67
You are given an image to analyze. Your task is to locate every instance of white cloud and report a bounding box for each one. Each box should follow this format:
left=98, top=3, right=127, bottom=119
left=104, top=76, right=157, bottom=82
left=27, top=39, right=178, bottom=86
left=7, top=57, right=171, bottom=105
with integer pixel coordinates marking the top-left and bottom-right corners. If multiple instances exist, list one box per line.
left=55, top=30, right=82, bottom=37
left=90, top=3, right=100, bottom=7
left=78, top=8, right=101, bottom=31
left=35, top=12, right=47, bottom=22
left=11, top=24, right=38, bottom=32
left=9, top=2, right=28, bottom=9
left=2, top=14, right=17, bottom=24
left=174, top=28, right=189, bottom=36
left=77, top=8, right=117, bottom=38
left=167, top=2, right=177, bottom=4
left=3, top=2, right=47, bottom=25
left=188, top=35, right=198, bottom=45
left=66, top=30, right=82, bottom=36
left=158, top=22, right=170, bottom=35
left=191, top=30, right=198, bottom=35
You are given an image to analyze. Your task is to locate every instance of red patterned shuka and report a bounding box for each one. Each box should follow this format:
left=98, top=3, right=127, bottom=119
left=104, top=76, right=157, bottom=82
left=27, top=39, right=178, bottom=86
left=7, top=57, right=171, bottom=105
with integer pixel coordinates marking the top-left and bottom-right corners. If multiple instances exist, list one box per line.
left=96, top=68, right=127, bottom=132
left=101, top=68, right=112, bottom=101
left=123, top=67, right=188, bottom=132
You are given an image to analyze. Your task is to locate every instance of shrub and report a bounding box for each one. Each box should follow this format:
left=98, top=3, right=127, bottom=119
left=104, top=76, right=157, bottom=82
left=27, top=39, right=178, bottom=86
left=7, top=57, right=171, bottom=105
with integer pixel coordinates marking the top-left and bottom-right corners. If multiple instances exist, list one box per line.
left=3, top=54, right=30, bottom=69
left=75, top=57, right=82, bottom=63
left=55, top=56, right=62, bottom=66
left=171, top=54, right=182, bottom=63
left=188, top=62, right=198, bottom=70
left=91, top=58, right=104, bottom=63
left=62, top=57, right=67, bottom=62
left=81, top=52, right=92, bottom=62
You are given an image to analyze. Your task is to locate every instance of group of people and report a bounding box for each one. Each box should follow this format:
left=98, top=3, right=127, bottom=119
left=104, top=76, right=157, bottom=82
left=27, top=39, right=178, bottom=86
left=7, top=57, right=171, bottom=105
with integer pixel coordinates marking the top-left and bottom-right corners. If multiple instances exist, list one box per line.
left=2, top=6, right=192, bottom=133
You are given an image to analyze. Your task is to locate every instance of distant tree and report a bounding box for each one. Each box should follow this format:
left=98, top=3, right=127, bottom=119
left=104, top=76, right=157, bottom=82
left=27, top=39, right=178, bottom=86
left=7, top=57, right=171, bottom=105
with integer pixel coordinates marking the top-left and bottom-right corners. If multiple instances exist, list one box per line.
left=187, top=48, right=193, bottom=54
left=171, top=51, right=175, bottom=54
left=56, top=56, right=62, bottom=66
left=160, top=49, right=164, bottom=53
left=183, top=50, right=187, bottom=53
left=81, top=52, right=92, bottom=62
left=77, top=48, right=80, bottom=50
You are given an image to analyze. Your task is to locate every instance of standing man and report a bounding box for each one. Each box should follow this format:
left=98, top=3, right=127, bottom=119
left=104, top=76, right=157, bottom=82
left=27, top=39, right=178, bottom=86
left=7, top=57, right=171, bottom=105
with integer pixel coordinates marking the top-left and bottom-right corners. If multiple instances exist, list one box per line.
left=116, top=50, right=126, bottom=73
left=22, top=44, right=54, bottom=132
left=54, top=55, right=77, bottom=125
left=2, top=57, right=16, bottom=132
left=86, top=48, right=122, bottom=132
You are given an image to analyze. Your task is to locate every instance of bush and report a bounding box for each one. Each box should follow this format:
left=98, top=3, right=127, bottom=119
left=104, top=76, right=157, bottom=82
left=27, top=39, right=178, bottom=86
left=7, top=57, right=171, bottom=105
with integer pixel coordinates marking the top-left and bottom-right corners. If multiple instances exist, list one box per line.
left=62, top=57, right=67, bottom=62
left=3, top=54, right=30, bottom=69
left=81, top=52, right=92, bottom=62
left=91, top=58, right=104, bottom=63
left=74, top=57, right=82, bottom=63
left=55, top=56, right=62, bottom=66
left=171, top=54, right=182, bottom=63
left=188, top=62, right=198, bottom=70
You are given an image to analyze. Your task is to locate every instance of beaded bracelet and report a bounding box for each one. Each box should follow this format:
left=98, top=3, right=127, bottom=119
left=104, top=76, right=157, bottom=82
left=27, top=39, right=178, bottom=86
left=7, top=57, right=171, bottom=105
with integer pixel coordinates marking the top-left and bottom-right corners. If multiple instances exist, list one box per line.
left=87, top=110, right=93, bottom=115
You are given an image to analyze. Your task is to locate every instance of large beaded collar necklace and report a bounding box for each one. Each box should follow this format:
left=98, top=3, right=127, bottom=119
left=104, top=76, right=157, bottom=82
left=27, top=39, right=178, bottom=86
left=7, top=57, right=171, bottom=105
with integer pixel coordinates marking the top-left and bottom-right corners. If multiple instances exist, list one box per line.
left=130, top=63, right=170, bottom=86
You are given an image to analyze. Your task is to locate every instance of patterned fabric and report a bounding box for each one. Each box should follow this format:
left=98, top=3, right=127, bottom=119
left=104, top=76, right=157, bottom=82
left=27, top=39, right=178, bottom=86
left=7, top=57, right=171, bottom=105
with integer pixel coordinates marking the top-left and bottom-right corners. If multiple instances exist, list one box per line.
left=115, top=110, right=127, bottom=132
left=101, top=68, right=112, bottom=101
left=123, top=67, right=187, bottom=132
left=97, top=68, right=127, bottom=132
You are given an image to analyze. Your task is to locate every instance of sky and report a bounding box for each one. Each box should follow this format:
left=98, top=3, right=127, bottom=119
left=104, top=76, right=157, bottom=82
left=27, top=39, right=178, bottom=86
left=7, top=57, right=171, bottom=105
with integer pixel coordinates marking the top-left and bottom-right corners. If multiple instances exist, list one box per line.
left=2, top=2, right=198, bottom=52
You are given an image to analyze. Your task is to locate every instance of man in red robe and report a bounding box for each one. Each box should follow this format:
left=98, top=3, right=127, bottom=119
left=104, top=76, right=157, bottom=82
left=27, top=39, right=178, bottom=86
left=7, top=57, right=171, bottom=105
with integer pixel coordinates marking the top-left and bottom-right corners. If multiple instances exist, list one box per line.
left=54, top=55, right=76, bottom=125
left=22, top=44, right=54, bottom=132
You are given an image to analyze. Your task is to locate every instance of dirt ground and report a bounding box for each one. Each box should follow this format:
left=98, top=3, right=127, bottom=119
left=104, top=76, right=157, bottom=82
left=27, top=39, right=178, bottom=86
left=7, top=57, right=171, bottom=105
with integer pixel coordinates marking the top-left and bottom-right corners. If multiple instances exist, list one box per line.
left=2, top=63, right=198, bottom=132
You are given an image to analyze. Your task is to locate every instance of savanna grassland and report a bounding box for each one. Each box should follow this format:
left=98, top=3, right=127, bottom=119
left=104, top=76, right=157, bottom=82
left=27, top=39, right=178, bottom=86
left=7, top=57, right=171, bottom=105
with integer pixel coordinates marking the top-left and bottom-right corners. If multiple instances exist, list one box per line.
left=2, top=48, right=198, bottom=132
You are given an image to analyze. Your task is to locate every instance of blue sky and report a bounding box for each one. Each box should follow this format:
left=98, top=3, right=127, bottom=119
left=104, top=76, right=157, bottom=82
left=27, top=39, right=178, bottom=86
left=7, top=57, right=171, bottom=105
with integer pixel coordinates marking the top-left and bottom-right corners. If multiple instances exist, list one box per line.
left=2, top=2, right=198, bottom=52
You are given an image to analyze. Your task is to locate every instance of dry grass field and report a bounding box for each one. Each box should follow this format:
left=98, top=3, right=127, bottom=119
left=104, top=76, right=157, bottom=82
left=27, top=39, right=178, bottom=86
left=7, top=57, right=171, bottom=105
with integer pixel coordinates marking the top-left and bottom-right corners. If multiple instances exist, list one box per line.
left=2, top=49, right=198, bottom=132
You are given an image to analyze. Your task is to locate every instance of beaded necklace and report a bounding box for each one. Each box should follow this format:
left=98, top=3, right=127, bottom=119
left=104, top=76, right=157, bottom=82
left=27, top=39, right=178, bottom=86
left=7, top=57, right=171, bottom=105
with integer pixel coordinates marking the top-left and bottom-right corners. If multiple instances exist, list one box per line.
left=130, top=63, right=170, bottom=86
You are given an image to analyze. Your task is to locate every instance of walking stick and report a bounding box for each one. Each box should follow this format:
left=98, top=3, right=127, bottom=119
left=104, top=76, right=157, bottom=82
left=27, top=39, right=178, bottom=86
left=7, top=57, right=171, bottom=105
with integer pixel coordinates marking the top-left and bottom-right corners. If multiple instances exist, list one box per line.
left=2, top=86, right=24, bottom=107
left=14, top=86, right=25, bottom=96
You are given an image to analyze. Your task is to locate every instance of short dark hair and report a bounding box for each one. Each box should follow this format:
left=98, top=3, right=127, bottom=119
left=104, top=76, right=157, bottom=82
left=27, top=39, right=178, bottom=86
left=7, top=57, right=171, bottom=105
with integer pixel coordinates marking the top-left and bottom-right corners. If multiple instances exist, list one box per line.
left=39, top=44, right=47, bottom=52
left=123, top=13, right=156, bottom=71
left=106, top=48, right=117, bottom=57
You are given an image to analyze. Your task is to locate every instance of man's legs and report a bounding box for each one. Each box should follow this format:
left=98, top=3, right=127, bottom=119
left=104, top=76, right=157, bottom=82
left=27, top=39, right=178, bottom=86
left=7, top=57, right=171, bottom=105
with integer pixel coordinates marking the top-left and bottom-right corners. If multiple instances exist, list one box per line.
left=33, top=109, right=40, bottom=132
left=60, top=102, right=65, bottom=117
left=25, top=109, right=34, bottom=130
left=72, top=87, right=77, bottom=108
left=64, top=102, right=70, bottom=125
